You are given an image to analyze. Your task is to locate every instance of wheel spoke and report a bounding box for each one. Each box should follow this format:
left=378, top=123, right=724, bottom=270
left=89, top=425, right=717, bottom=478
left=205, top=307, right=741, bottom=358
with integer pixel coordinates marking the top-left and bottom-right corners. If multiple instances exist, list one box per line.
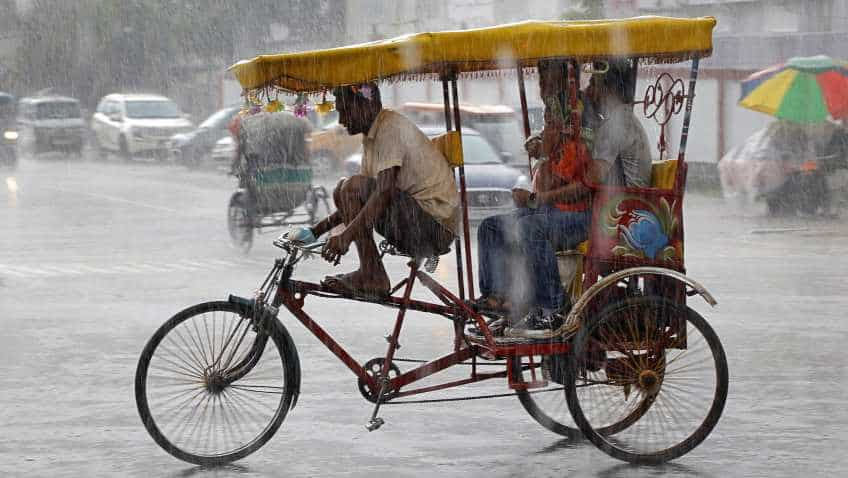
left=137, top=303, right=292, bottom=464
left=566, top=297, right=727, bottom=463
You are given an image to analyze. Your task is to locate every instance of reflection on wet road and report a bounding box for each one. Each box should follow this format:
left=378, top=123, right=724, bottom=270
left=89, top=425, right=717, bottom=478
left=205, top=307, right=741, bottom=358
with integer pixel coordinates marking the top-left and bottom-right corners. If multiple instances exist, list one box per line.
left=1, top=156, right=846, bottom=477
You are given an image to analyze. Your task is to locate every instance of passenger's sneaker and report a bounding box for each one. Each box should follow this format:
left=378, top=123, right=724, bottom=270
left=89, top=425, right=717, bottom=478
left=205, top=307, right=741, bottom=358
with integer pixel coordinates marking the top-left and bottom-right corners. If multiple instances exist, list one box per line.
left=504, top=308, right=579, bottom=339
left=467, top=317, right=508, bottom=337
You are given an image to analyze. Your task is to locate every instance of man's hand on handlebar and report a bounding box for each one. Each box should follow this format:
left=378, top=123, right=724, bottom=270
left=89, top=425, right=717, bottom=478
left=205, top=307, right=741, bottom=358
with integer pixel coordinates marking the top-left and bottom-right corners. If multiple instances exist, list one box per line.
left=321, top=232, right=352, bottom=266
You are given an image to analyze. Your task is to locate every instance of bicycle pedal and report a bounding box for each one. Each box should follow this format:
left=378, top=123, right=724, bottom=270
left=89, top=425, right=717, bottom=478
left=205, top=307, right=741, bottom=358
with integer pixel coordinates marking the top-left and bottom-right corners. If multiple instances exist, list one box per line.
left=384, top=335, right=400, bottom=349
left=365, top=417, right=385, bottom=432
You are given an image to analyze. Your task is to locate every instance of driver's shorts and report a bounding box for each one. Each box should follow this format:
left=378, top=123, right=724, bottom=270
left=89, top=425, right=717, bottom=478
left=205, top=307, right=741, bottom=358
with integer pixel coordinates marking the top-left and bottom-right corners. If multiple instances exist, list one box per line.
left=369, top=183, right=455, bottom=258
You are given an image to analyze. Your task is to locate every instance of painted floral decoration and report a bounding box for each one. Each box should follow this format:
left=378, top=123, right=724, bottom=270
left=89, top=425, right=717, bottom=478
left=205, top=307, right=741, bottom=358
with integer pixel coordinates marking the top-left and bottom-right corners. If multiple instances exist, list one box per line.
left=603, top=196, right=680, bottom=261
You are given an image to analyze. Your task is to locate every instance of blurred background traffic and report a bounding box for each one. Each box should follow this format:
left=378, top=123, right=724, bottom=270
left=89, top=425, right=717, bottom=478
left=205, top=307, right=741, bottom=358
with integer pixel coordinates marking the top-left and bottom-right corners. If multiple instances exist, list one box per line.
left=2, top=1, right=848, bottom=218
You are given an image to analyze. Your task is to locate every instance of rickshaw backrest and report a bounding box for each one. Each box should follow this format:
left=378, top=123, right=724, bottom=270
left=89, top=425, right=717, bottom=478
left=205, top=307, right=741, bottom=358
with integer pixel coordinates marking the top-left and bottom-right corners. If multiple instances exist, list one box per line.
left=430, top=131, right=464, bottom=167
left=251, top=166, right=312, bottom=215
left=240, top=112, right=311, bottom=168
left=650, top=160, right=678, bottom=189
left=557, top=158, right=687, bottom=301
left=237, top=112, right=315, bottom=214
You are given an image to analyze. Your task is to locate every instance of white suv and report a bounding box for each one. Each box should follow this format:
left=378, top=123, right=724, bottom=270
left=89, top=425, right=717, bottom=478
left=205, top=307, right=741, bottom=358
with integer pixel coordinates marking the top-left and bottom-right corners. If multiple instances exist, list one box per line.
left=91, top=94, right=193, bottom=159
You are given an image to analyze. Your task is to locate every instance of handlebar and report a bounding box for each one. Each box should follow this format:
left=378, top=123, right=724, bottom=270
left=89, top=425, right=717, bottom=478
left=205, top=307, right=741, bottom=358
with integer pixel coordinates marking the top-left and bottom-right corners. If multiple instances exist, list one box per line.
left=273, top=236, right=327, bottom=254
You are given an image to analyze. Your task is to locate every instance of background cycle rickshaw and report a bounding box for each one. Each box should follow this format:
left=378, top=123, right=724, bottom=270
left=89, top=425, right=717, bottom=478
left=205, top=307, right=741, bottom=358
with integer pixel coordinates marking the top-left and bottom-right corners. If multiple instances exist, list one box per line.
left=137, top=16, right=728, bottom=466
left=227, top=110, right=331, bottom=253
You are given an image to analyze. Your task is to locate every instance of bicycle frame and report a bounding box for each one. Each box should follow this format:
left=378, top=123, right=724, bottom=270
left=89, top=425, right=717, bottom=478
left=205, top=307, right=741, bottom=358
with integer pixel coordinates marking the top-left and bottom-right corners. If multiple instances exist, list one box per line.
left=255, top=244, right=570, bottom=401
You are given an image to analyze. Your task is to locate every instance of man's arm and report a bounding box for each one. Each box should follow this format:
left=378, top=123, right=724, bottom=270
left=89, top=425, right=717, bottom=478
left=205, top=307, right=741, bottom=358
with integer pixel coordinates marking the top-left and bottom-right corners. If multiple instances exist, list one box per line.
left=320, top=167, right=399, bottom=264
left=536, top=159, right=610, bottom=205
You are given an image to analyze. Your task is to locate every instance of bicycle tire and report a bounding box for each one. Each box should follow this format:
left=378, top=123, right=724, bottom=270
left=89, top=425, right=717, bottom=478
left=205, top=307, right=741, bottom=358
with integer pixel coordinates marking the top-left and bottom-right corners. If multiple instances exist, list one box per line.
left=135, top=300, right=298, bottom=465
left=565, top=295, right=728, bottom=464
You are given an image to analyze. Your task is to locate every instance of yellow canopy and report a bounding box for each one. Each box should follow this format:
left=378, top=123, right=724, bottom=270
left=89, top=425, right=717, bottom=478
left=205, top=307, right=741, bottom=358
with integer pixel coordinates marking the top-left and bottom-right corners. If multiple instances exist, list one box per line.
left=230, top=16, right=716, bottom=93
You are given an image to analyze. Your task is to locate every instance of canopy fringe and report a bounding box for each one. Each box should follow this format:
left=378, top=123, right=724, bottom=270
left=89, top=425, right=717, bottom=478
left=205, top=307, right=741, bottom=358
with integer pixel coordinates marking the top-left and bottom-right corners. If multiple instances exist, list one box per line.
left=240, top=50, right=711, bottom=98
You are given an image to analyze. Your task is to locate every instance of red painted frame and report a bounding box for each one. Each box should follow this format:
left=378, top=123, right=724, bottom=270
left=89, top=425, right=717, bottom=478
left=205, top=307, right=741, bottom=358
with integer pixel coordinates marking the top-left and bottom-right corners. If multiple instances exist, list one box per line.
left=272, top=262, right=570, bottom=399
left=265, top=59, right=700, bottom=403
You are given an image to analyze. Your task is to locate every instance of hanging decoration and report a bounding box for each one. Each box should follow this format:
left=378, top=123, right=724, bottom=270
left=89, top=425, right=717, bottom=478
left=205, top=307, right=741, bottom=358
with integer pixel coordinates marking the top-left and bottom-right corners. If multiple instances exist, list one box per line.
left=293, top=94, right=308, bottom=118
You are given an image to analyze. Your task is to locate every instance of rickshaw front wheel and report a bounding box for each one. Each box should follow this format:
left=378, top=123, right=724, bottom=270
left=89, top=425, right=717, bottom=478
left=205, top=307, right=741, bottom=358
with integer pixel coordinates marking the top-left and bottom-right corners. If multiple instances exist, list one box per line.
left=135, top=301, right=299, bottom=466
left=565, top=295, right=728, bottom=464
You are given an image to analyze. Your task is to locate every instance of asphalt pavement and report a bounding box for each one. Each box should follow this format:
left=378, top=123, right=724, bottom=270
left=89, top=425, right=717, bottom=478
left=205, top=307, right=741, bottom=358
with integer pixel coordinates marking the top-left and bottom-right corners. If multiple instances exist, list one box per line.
left=1, top=153, right=847, bottom=477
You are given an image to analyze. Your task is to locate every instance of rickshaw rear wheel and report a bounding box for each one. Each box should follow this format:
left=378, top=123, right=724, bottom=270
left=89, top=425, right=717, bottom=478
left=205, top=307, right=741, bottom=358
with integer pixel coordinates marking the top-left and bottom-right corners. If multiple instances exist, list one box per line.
left=135, top=301, right=299, bottom=466
left=511, top=350, right=650, bottom=439
left=227, top=192, right=254, bottom=253
left=511, top=354, right=581, bottom=438
left=565, top=295, right=728, bottom=464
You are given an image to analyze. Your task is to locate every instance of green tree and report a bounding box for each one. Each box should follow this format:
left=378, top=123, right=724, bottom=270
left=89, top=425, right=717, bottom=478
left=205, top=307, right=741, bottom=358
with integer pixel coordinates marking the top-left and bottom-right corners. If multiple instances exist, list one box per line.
left=16, top=0, right=281, bottom=108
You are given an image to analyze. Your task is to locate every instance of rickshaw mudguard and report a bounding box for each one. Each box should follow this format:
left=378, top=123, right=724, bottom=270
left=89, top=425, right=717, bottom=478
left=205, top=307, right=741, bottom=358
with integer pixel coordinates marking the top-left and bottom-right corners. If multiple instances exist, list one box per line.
left=566, top=266, right=717, bottom=325
left=228, top=294, right=302, bottom=411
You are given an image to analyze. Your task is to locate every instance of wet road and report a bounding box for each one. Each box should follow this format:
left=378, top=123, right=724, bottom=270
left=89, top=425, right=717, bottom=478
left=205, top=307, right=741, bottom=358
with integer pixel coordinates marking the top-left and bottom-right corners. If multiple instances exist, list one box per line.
left=1, top=155, right=847, bottom=477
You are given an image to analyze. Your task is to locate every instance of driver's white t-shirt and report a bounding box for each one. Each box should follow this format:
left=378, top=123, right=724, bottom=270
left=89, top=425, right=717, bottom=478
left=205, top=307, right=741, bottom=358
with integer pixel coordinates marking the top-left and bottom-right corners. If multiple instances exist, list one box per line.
left=360, top=109, right=460, bottom=233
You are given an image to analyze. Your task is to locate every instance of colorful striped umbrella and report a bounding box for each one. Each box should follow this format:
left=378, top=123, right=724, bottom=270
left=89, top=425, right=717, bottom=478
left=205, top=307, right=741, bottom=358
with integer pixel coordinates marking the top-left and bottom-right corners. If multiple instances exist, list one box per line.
left=739, top=55, right=848, bottom=123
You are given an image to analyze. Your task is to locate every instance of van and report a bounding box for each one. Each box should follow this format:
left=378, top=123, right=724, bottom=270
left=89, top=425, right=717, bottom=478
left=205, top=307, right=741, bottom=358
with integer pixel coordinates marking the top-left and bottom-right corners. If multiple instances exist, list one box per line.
left=17, top=95, right=86, bottom=157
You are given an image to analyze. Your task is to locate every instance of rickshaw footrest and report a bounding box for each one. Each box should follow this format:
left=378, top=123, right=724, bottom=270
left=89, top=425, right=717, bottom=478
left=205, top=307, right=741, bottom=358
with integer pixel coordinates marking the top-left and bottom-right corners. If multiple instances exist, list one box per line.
left=510, top=379, right=549, bottom=390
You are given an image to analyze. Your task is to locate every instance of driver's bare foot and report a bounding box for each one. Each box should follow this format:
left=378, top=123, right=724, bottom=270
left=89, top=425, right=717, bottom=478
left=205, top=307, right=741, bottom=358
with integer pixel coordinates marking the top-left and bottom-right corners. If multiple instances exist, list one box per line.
left=322, top=269, right=390, bottom=297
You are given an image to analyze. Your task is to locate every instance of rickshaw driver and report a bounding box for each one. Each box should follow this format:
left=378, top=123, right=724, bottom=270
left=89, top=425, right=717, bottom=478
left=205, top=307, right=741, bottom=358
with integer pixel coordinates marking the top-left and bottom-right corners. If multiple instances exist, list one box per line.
left=286, top=83, right=459, bottom=298
left=504, top=61, right=653, bottom=339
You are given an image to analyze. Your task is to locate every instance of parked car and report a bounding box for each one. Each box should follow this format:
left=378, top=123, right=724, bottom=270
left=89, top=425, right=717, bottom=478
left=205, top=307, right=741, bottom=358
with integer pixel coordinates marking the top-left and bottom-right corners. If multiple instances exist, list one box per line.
left=0, top=92, right=17, bottom=168
left=399, top=102, right=527, bottom=168
left=169, top=106, right=239, bottom=167
left=210, top=135, right=236, bottom=169
left=16, top=95, right=85, bottom=158
left=91, top=93, right=193, bottom=160
left=344, top=127, right=525, bottom=221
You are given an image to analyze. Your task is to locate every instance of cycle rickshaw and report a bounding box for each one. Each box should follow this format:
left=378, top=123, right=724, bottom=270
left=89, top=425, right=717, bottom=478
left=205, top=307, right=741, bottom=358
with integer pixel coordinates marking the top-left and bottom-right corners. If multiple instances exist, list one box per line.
left=227, top=111, right=331, bottom=253
left=136, top=16, right=728, bottom=466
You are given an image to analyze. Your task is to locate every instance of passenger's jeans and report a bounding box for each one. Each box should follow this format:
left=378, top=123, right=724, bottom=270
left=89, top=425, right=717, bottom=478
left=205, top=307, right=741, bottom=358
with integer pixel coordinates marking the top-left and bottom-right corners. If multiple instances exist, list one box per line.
left=477, top=208, right=536, bottom=302
left=477, top=206, right=590, bottom=311
left=518, top=206, right=591, bottom=311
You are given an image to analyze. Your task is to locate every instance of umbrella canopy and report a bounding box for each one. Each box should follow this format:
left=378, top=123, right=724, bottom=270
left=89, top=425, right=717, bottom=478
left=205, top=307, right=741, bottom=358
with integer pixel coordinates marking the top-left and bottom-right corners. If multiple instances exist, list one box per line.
left=739, top=55, right=848, bottom=123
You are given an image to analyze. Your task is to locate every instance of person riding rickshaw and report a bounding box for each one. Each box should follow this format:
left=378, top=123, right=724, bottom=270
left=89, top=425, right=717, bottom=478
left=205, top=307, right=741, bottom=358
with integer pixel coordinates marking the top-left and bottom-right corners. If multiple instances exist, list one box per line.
left=136, top=16, right=728, bottom=467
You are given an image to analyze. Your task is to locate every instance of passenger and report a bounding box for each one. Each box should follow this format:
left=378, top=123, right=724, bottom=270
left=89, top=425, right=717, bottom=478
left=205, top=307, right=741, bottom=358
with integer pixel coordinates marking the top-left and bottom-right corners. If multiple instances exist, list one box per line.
left=504, top=60, right=653, bottom=339
left=475, top=59, right=593, bottom=314
left=285, top=83, right=459, bottom=298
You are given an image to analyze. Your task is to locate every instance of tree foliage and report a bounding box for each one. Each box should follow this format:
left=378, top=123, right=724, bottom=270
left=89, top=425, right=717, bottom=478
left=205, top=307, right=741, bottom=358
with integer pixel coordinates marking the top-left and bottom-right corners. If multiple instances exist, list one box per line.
left=16, top=0, right=279, bottom=107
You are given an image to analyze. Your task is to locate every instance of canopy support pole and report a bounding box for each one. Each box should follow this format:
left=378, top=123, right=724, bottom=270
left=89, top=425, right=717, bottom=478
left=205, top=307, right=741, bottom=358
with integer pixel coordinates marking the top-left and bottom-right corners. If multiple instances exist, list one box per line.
left=441, top=77, right=465, bottom=302
left=450, top=78, right=476, bottom=301
left=675, top=58, right=699, bottom=192
left=567, top=61, right=581, bottom=139
left=516, top=64, right=532, bottom=170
